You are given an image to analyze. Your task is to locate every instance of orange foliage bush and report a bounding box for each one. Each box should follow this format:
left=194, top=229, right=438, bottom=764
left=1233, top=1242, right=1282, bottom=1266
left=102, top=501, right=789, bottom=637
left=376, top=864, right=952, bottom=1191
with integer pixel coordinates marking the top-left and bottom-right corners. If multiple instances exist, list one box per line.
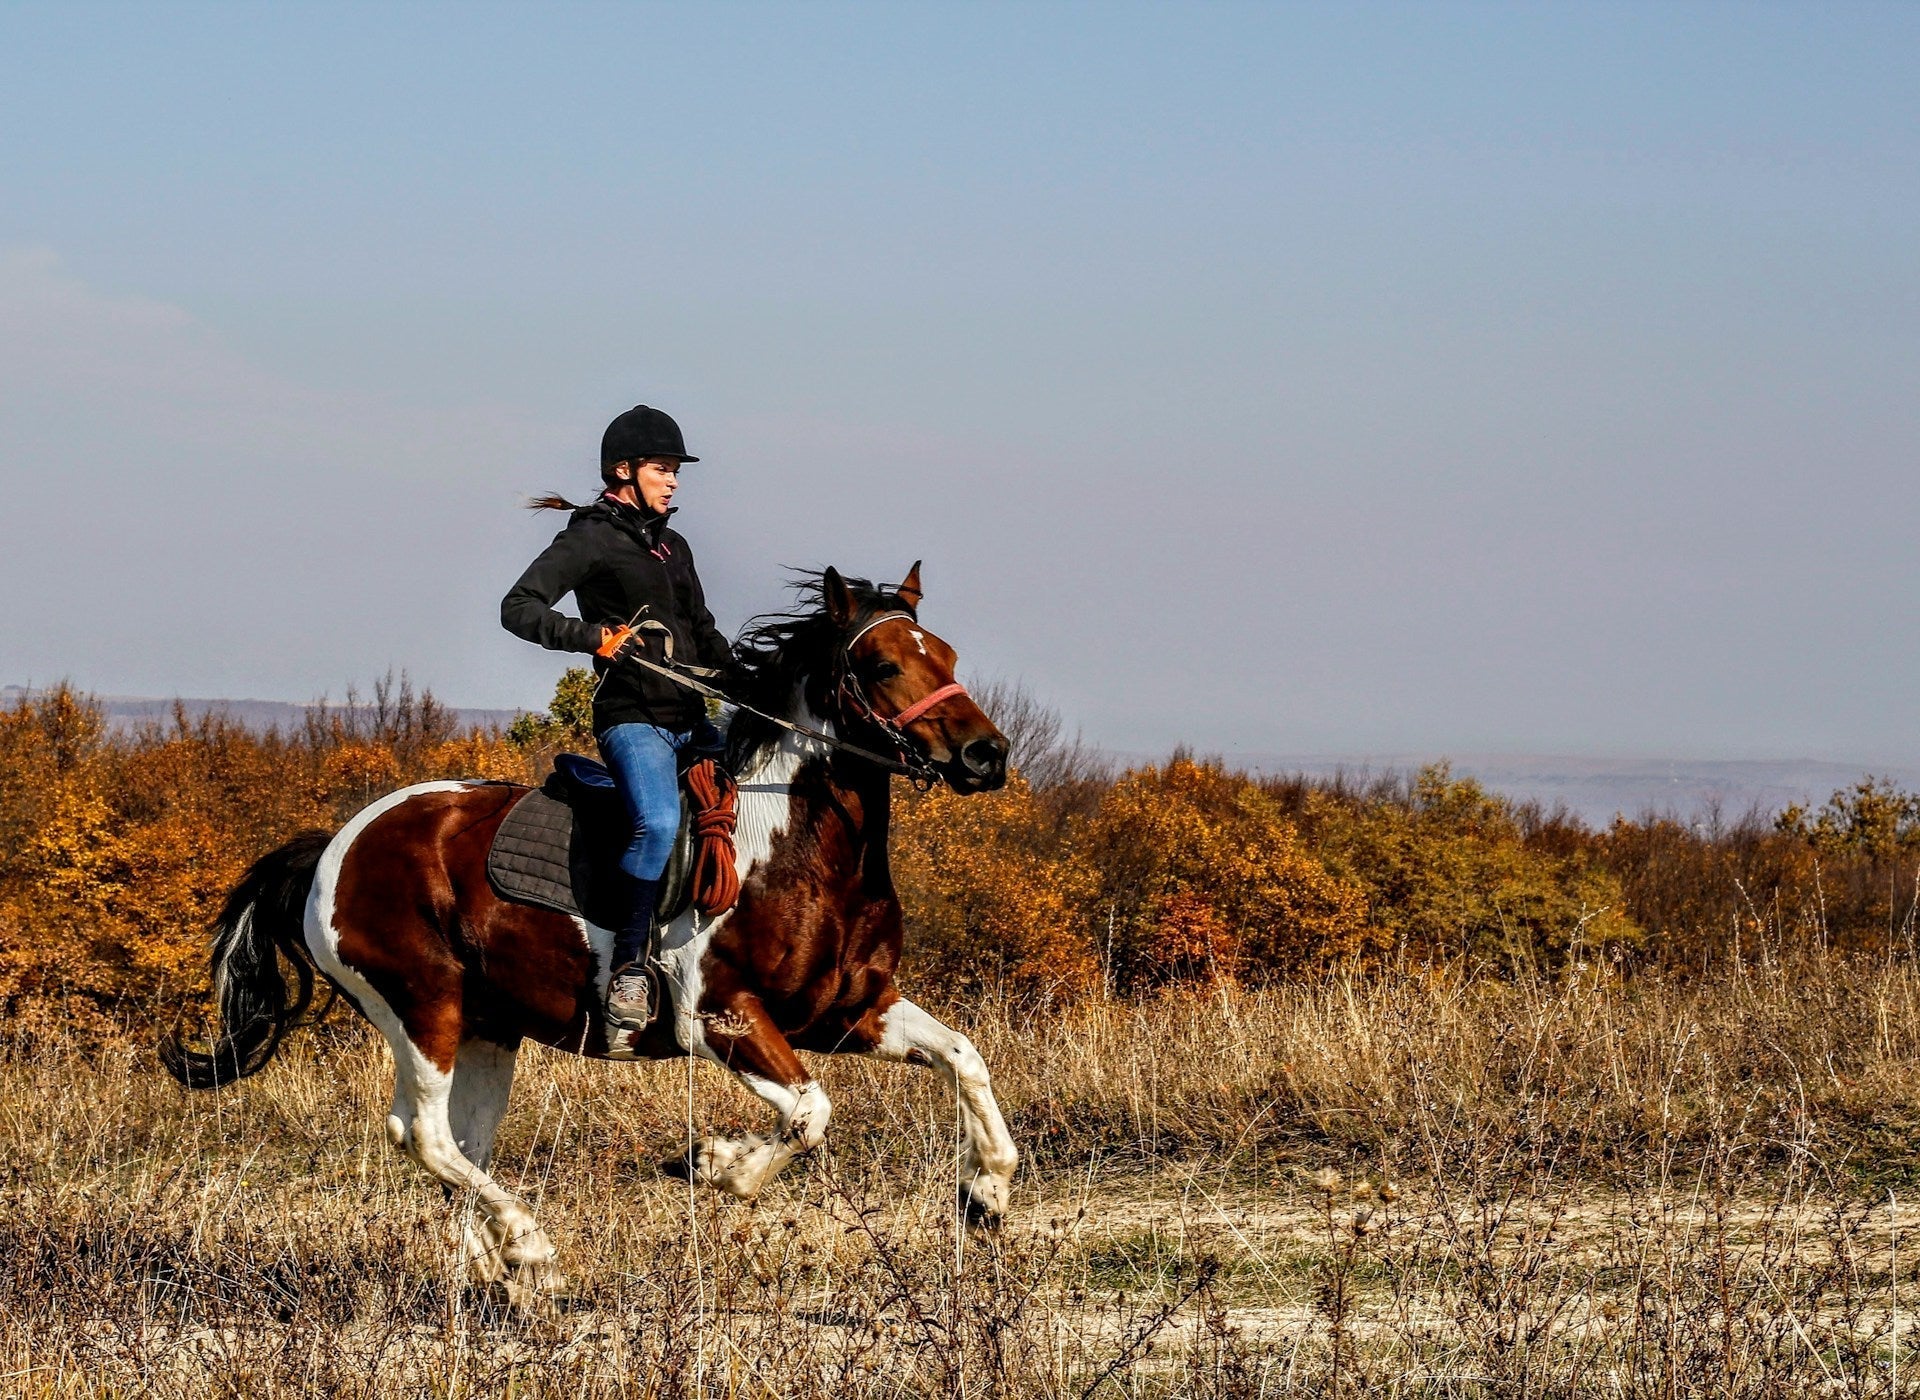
left=1078, top=760, right=1377, bottom=988
left=8, top=673, right=1920, bottom=1036
left=892, top=776, right=1100, bottom=999
left=1279, top=765, right=1642, bottom=967
left=0, top=682, right=537, bottom=1035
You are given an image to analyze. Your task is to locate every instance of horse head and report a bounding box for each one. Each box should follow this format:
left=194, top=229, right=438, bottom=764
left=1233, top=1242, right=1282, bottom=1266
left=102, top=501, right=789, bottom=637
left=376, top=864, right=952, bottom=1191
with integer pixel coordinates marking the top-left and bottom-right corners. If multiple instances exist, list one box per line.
left=822, top=561, right=1009, bottom=793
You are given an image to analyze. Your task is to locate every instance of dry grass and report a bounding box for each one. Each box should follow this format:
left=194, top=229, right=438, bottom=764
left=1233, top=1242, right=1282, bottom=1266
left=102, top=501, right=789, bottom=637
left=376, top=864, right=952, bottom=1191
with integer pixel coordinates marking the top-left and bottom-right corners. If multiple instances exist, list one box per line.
left=8, top=955, right=1920, bottom=1396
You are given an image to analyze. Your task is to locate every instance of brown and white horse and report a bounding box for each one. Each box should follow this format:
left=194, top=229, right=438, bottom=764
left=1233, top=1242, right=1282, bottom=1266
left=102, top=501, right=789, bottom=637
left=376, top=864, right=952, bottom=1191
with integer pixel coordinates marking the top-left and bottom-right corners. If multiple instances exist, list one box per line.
left=163, top=564, right=1017, bottom=1299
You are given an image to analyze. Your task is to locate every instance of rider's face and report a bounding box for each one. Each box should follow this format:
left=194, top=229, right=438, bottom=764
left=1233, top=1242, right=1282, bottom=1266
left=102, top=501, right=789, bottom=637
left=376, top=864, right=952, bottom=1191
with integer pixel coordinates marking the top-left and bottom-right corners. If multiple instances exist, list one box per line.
left=627, top=457, right=681, bottom=513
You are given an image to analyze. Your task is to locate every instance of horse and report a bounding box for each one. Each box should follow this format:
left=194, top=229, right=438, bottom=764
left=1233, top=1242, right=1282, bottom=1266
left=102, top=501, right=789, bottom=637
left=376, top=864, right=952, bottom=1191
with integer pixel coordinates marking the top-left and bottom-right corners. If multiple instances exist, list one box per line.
left=161, top=563, right=1018, bottom=1302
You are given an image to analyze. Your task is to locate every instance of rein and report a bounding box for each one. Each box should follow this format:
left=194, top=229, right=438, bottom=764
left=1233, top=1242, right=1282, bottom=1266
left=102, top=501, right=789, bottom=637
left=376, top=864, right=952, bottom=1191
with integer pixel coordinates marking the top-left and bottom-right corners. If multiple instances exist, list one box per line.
left=603, top=610, right=964, bottom=789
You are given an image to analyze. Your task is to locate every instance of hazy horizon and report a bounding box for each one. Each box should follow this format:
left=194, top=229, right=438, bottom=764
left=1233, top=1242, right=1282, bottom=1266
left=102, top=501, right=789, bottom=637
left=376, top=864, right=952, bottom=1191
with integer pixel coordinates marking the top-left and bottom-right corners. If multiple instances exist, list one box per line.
left=11, top=682, right=1918, bottom=832
left=5, top=4, right=1917, bottom=764
left=10, top=678, right=1920, bottom=777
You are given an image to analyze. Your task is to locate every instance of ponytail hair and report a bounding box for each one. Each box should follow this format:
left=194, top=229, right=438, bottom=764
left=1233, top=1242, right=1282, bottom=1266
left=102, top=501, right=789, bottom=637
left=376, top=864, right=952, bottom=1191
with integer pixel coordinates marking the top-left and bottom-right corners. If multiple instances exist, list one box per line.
left=526, top=492, right=586, bottom=512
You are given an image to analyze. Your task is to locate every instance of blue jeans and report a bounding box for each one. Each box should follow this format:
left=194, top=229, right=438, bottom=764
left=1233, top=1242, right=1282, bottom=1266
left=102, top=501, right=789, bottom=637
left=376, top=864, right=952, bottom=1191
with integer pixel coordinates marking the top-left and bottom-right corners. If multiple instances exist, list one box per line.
left=597, top=723, right=689, bottom=883
left=596, top=721, right=723, bottom=882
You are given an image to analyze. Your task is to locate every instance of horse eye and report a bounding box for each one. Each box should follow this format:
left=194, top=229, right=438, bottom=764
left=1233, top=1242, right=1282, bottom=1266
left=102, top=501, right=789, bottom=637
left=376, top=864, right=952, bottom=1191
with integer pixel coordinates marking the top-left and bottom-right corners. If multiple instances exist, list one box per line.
left=871, top=661, right=902, bottom=681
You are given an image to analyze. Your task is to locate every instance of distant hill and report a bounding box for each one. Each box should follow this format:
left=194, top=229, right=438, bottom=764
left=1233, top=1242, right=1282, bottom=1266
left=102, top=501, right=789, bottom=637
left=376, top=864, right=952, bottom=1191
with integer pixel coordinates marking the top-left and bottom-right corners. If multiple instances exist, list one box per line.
left=1, top=686, right=524, bottom=736
left=9, top=686, right=1904, bottom=827
left=1114, top=751, right=1920, bottom=830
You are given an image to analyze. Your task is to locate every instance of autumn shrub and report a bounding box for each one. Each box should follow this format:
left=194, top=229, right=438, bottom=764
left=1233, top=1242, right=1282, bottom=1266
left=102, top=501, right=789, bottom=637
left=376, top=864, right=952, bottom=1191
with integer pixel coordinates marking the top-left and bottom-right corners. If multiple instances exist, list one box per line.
left=0, top=682, right=537, bottom=1035
left=13, top=672, right=1920, bottom=1039
left=894, top=759, right=1389, bottom=996
left=1076, top=759, right=1377, bottom=989
left=504, top=666, right=597, bottom=755
left=1272, top=763, right=1643, bottom=968
left=891, top=776, right=1100, bottom=999
left=1592, top=778, right=1920, bottom=970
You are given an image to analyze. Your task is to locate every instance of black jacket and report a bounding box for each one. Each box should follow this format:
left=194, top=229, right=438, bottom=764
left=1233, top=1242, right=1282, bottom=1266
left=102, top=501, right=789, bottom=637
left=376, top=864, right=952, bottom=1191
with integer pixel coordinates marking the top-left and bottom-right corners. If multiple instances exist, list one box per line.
left=501, top=497, right=737, bottom=732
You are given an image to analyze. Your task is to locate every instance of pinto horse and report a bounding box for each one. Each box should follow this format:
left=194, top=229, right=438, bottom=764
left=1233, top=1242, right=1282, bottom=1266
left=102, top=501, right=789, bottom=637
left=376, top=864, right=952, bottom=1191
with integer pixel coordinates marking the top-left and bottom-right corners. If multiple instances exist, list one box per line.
left=162, top=564, right=1017, bottom=1299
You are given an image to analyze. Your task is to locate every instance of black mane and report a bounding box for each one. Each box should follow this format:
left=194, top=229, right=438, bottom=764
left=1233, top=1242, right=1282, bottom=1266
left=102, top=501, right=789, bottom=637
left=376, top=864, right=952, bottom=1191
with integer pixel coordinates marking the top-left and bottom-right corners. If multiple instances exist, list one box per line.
left=726, top=571, right=916, bottom=772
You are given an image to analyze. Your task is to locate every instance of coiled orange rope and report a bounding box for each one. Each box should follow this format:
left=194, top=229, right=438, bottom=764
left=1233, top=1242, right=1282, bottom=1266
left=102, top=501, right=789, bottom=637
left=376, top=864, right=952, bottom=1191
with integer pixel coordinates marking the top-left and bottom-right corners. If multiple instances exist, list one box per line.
left=683, top=759, right=740, bottom=915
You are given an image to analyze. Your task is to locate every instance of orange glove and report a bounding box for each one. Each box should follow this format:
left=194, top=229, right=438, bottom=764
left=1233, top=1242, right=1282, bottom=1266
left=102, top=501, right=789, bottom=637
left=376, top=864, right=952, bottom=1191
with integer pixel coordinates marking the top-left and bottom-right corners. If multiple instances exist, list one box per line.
left=595, top=625, right=635, bottom=659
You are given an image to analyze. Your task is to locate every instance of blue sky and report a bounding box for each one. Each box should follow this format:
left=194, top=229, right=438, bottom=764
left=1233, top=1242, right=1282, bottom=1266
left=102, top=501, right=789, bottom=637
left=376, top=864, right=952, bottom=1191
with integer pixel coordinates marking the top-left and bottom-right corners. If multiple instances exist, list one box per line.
left=3, top=3, right=1918, bottom=761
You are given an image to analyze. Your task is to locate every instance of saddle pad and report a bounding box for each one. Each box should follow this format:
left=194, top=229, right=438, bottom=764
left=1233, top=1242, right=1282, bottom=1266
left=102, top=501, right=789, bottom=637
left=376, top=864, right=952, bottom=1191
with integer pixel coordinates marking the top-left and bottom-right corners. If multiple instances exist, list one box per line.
left=486, top=787, right=592, bottom=921
left=485, top=781, right=695, bottom=931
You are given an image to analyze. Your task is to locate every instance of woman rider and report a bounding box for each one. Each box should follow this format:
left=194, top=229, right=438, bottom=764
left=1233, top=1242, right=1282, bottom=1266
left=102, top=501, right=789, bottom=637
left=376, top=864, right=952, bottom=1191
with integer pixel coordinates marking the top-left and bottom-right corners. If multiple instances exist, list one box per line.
left=501, top=404, right=738, bottom=1034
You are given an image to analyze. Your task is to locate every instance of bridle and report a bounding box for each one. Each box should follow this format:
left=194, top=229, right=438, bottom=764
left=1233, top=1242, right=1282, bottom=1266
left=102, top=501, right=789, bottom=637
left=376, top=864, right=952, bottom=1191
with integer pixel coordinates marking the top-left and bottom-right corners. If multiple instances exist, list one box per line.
left=602, top=608, right=970, bottom=789
left=832, top=611, right=971, bottom=787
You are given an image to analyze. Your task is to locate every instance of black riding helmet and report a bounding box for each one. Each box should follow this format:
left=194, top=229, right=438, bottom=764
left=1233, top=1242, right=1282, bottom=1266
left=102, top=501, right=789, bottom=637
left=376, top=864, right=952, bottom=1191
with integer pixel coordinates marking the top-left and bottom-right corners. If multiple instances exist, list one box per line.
left=601, top=405, right=697, bottom=485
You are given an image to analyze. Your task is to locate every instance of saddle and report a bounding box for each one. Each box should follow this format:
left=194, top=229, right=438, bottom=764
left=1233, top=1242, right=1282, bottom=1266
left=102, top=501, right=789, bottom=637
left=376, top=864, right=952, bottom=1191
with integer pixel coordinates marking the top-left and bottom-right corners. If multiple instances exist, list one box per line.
left=485, top=753, right=740, bottom=931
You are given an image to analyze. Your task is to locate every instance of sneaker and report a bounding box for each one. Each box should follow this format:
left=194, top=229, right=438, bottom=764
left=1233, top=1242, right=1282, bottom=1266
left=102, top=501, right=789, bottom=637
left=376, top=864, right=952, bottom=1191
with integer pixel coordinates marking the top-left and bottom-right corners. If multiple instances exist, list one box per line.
left=605, top=963, right=656, bottom=1034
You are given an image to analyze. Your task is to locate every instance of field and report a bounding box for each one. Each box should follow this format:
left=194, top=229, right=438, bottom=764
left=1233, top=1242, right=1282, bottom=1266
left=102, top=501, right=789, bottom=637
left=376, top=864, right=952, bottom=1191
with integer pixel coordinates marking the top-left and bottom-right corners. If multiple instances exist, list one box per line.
left=8, top=952, right=1920, bottom=1398
left=10, top=682, right=1920, bottom=1394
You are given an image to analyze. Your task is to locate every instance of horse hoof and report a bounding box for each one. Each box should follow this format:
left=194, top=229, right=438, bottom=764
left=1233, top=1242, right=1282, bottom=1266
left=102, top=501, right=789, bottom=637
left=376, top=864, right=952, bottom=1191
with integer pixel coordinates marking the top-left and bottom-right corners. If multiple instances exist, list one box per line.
left=959, top=1187, right=1005, bottom=1231
left=658, top=1152, right=696, bottom=1183
left=660, top=1138, right=732, bottom=1184
left=501, top=1278, right=560, bottom=1318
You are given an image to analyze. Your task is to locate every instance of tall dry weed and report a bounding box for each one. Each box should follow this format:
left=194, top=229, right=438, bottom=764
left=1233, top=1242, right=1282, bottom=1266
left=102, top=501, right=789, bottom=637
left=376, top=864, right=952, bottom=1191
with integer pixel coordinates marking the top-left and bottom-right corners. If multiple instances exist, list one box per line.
left=6, top=961, right=1920, bottom=1394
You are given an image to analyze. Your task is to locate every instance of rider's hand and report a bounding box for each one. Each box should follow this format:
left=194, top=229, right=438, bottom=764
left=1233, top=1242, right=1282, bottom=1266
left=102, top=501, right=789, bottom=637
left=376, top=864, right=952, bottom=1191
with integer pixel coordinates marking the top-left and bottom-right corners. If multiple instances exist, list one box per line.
left=595, top=625, right=635, bottom=659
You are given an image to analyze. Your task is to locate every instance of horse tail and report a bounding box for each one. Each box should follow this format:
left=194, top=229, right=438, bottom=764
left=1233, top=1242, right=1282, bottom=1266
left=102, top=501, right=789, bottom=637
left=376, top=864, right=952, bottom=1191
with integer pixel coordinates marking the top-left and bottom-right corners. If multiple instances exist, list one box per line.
left=160, top=829, right=334, bottom=1089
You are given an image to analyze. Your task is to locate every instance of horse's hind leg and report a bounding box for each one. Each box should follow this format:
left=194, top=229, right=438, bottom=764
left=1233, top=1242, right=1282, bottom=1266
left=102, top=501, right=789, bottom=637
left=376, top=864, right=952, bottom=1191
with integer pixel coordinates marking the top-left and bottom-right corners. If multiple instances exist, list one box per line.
left=386, top=1032, right=558, bottom=1302
left=445, top=1036, right=525, bottom=1285
left=309, top=789, right=560, bottom=1305
left=336, top=972, right=557, bottom=1306
left=448, top=1036, right=520, bottom=1169
left=684, top=994, right=831, bottom=1202
left=866, top=998, right=1019, bottom=1224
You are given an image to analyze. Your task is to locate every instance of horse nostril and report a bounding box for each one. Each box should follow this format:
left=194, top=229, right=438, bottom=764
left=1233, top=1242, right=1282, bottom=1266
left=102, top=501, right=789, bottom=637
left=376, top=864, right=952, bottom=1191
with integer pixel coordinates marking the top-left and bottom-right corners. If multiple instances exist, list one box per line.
left=962, top=737, right=1008, bottom=776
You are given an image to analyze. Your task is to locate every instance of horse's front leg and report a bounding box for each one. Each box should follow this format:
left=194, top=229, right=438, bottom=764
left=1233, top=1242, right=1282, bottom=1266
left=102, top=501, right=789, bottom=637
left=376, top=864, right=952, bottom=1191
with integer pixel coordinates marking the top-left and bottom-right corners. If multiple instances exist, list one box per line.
left=866, top=997, right=1019, bottom=1225
left=686, top=993, right=831, bottom=1202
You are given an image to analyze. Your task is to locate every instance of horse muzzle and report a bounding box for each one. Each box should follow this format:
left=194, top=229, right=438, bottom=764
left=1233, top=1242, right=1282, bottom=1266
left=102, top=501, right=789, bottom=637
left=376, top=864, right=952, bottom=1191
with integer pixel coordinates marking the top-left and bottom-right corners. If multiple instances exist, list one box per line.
left=949, top=734, right=1009, bottom=792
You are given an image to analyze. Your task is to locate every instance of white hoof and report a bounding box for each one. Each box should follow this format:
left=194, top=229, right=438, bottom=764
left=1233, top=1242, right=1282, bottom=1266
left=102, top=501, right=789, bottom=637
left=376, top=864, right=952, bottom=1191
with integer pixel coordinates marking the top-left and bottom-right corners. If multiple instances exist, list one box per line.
left=501, top=1225, right=558, bottom=1271
left=961, top=1172, right=1011, bottom=1226
left=500, top=1261, right=566, bottom=1316
left=693, top=1134, right=782, bottom=1201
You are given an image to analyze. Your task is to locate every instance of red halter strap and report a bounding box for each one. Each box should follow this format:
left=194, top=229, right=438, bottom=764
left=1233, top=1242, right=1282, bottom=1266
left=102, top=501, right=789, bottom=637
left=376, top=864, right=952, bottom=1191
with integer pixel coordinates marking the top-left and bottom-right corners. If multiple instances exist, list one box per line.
left=891, top=681, right=968, bottom=728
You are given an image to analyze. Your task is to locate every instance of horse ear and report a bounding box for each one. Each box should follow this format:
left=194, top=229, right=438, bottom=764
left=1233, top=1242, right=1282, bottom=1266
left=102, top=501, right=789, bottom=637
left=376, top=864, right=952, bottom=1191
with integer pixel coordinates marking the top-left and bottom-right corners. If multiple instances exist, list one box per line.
left=897, top=560, right=923, bottom=610
left=823, top=566, right=856, bottom=627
